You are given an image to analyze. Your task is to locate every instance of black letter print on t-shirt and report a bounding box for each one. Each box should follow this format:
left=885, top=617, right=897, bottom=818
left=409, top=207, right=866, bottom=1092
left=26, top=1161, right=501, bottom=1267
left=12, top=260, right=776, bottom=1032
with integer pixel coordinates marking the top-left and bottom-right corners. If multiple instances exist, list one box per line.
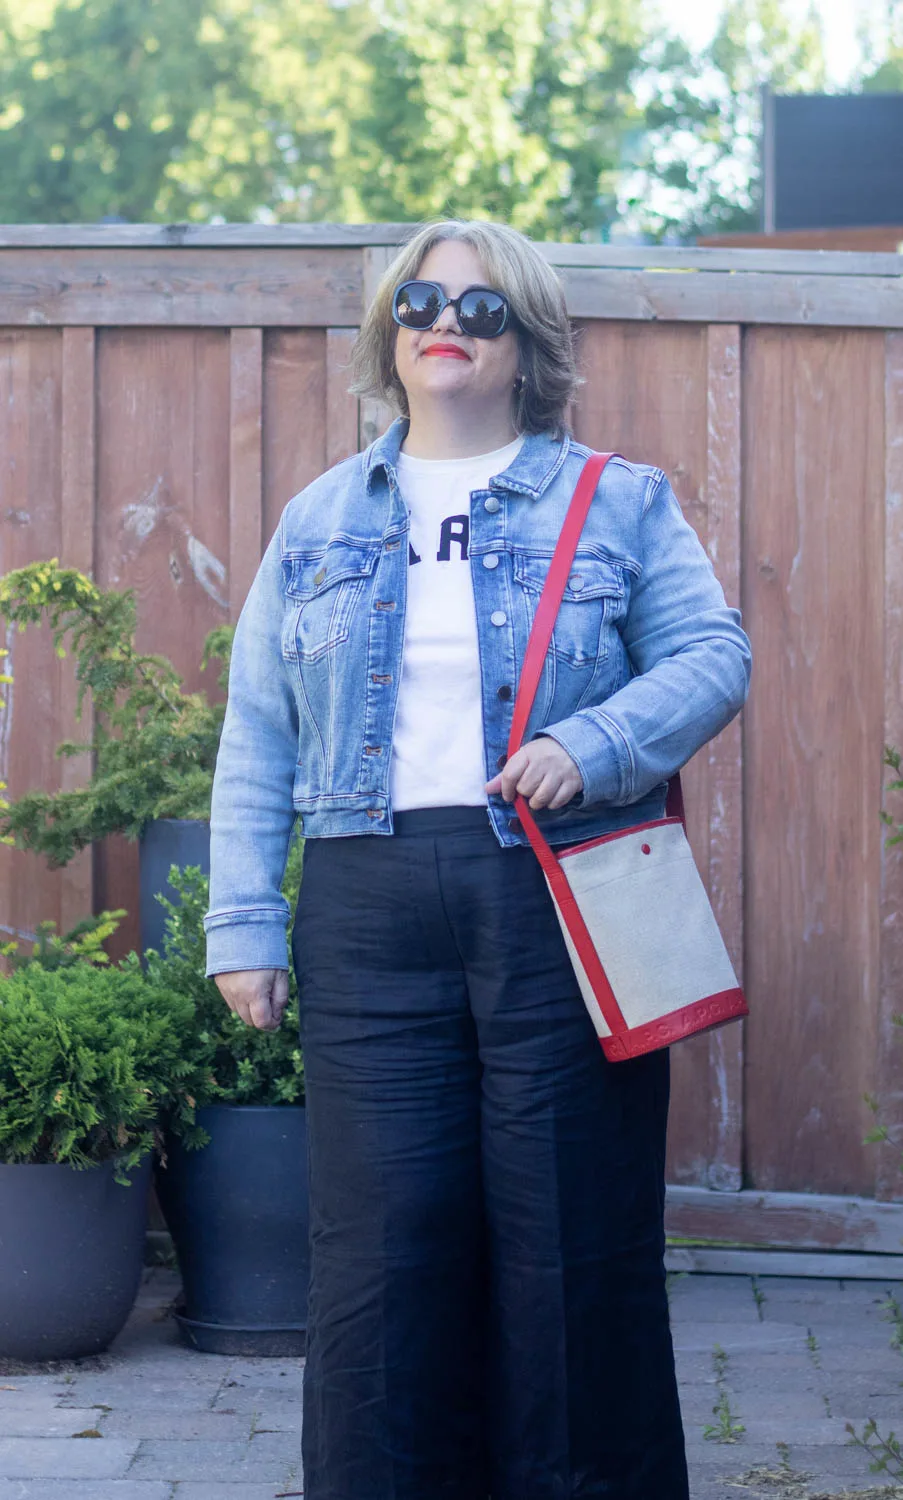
left=436, top=514, right=470, bottom=562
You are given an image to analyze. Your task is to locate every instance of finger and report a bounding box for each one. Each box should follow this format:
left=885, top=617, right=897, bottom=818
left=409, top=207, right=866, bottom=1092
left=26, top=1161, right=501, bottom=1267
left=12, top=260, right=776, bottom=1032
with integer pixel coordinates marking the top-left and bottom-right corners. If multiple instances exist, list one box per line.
left=515, top=762, right=546, bottom=802
left=499, top=749, right=531, bottom=801
left=526, top=772, right=561, bottom=810
left=248, top=986, right=279, bottom=1030
left=548, top=775, right=582, bottom=810
left=271, top=971, right=290, bottom=1017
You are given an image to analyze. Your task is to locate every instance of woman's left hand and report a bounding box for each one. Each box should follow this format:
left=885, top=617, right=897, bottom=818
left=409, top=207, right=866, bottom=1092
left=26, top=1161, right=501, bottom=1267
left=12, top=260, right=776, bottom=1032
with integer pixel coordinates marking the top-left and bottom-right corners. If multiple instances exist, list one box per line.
left=485, top=736, right=583, bottom=811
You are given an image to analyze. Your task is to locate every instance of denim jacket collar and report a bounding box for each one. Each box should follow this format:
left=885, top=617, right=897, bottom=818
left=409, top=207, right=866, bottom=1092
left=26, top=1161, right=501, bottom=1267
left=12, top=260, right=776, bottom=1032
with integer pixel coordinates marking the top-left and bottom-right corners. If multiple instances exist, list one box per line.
left=364, top=416, right=573, bottom=500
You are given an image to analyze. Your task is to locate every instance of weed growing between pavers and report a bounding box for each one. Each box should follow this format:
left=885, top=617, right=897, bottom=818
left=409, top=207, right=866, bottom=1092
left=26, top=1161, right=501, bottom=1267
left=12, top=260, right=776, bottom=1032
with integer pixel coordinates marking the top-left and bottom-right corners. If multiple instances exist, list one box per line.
left=726, top=1443, right=903, bottom=1498
left=703, top=1343, right=745, bottom=1443
left=752, top=1278, right=767, bottom=1321
left=846, top=1291, right=903, bottom=1482
left=846, top=1418, right=903, bottom=1482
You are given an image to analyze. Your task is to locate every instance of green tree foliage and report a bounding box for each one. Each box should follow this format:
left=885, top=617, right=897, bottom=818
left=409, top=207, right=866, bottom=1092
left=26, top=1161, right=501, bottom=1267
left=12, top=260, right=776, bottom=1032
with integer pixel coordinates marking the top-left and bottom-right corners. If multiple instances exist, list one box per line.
left=0, top=0, right=282, bottom=222
left=858, top=0, right=903, bottom=91
left=263, top=0, right=649, bottom=238
left=0, top=955, right=211, bottom=1180
left=0, top=0, right=900, bottom=238
left=621, top=0, right=827, bottom=241
left=0, top=0, right=650, bottom=235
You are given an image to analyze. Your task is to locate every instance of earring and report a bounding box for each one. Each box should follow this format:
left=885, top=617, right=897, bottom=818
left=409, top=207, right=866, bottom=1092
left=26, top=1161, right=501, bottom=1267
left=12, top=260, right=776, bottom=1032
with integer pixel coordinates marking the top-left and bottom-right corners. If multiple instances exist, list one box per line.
left=514, top=373, right=525, bottom=391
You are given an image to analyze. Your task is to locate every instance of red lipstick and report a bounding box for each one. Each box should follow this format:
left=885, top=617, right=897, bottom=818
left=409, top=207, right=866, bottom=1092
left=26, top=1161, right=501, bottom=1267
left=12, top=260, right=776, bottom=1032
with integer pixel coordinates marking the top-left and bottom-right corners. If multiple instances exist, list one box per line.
left=423, top=343, right=471, bottom=360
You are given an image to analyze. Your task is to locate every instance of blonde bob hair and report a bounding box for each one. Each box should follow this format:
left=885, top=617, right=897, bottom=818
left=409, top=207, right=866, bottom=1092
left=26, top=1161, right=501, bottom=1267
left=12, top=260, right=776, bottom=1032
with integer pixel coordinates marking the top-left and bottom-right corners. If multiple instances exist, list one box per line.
left=349, top=219, right=580, bottom=437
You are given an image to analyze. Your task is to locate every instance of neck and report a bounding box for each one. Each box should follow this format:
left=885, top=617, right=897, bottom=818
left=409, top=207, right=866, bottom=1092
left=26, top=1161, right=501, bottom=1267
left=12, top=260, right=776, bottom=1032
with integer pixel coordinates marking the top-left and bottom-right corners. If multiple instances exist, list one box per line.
left=401, top=398, right=518, bottom=460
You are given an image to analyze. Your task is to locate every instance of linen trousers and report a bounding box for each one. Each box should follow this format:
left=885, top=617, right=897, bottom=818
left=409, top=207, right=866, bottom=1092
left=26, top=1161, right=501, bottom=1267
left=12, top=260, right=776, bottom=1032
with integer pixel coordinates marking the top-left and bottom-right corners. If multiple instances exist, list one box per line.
left=291, top=805, right=689, bottom=1500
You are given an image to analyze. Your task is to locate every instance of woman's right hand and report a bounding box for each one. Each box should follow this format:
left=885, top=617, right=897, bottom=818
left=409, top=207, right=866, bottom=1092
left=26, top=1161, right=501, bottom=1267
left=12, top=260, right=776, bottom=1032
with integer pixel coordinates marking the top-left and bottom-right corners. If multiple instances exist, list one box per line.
left=214, top=969, right=290, bottom=1031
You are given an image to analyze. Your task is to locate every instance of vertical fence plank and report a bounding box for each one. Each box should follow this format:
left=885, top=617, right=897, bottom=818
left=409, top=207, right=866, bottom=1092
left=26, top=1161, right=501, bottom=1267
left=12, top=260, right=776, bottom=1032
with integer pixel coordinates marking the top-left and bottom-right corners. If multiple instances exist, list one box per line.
left=262, top=330, right=328, bottom=542
left=94, top=329, right=231, bottom=959
left=229, top=329, right=264, bottom=620
left=326, top=328, right=360, bottom=467
left=743, top=328, right=885, bottom=1194
left=703, top=324, right=745, bottom=1191
left=878, top=331, right=903, bottom=1201
left=0, top=331, right=64, bottom=956
left=59, top=328, right=96, bottom=933
left=359, top=247, right=395, bottom=447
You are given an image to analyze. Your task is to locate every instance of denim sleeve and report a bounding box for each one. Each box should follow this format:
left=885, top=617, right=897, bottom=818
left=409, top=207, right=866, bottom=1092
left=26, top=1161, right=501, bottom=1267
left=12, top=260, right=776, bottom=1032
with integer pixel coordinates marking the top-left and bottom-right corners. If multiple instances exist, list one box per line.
left=537, top=472, right=752, bottom=808
left=203, top=518, right=299, bottom=977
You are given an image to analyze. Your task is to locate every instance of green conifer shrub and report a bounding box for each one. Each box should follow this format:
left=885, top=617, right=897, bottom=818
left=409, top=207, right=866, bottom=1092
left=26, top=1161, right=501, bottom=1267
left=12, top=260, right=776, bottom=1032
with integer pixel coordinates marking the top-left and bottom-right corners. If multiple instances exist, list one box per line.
left=0, top=560, right=233, bottom=867
left=144, top=832, right=305, bottom=1107
left=0, top=957, right=212, bottom=1184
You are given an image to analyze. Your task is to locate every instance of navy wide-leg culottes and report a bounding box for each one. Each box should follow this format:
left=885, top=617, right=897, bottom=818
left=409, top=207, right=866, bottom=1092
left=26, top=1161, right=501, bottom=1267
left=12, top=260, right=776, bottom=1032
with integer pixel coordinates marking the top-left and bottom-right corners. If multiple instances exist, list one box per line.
left=291, top=805, right=689, bottom=1500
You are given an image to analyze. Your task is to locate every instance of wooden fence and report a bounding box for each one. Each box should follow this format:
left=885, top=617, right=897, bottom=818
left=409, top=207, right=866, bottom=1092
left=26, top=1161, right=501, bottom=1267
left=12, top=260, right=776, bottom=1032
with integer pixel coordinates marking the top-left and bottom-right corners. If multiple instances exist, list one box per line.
left=1, top=225, right=902, bottom=1262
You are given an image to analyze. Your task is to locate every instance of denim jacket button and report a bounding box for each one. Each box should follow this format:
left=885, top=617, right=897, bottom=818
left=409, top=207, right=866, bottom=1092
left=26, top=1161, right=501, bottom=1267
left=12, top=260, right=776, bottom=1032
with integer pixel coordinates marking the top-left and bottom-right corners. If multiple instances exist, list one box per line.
left=497, top=685, right=512, bottom=701
left=490, top=610, right=507, bottom=626
left=483, top=553, right=500, bottom=569
left=496, top=753, right=507, bottom=770
left=568, top=573, right=585, bottom=592
left=484, top=496, right=501, bottom=514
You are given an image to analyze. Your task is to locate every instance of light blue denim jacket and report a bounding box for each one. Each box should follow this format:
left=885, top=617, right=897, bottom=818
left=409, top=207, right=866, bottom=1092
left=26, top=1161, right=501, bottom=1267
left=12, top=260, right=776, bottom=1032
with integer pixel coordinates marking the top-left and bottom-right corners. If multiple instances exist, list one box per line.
left=203, top=418, right=752, bottom=976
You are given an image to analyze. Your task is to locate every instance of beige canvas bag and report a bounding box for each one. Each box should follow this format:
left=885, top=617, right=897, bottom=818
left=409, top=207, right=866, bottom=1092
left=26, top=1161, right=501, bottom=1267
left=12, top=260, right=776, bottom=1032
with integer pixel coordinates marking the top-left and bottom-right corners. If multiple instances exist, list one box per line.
left=510, top=452, right=748, bottom=1060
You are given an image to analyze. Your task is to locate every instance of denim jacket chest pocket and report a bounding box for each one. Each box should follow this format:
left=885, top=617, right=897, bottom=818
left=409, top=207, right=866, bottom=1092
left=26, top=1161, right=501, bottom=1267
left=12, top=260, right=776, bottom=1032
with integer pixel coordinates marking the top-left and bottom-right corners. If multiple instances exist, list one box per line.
left=281, top=539, right=380, bottom=663
left=512, top=550, right=628, bottom=670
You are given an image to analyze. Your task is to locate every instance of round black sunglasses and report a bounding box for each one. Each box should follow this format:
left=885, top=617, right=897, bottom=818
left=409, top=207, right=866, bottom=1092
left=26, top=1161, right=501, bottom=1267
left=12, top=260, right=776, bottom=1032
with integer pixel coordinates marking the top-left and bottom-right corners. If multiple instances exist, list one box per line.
left=392, top=280, right=512, bottom=339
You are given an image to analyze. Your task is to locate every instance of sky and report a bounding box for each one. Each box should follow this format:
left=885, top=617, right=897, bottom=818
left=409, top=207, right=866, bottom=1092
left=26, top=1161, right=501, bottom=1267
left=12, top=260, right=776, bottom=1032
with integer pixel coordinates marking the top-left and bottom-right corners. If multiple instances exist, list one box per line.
left=652, top=0, right=875, bottom=86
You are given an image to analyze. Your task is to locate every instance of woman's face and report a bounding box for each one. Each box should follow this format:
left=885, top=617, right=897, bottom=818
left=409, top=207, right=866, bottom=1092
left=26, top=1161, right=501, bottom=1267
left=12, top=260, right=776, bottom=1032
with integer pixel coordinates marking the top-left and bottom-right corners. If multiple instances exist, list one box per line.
left=393, top=239, right=520, bottom=418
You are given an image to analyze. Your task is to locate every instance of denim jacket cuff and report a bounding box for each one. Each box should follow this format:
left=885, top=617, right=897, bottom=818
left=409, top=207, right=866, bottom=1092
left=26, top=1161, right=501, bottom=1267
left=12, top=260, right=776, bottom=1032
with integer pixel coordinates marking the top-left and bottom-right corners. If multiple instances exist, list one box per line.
left=534, top=709, right=633, bottom=808
left=204, top=907, right=291, bottom=978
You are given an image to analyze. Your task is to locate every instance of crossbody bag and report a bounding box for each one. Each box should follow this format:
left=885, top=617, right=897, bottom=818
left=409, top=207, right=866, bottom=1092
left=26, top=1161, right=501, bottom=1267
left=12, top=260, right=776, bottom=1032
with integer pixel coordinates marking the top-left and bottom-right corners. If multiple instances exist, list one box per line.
left=509, top=451, right=749, bottom=1060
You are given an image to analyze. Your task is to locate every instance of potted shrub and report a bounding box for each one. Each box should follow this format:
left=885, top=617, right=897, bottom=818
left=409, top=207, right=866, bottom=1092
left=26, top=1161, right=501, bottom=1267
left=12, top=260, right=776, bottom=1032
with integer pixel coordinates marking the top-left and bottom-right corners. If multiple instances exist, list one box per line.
left=146, top=842, right=308, bottom=1357
left=0, top=924, right=210, bottom=1361
left=0, top=559, right=233, bottom=954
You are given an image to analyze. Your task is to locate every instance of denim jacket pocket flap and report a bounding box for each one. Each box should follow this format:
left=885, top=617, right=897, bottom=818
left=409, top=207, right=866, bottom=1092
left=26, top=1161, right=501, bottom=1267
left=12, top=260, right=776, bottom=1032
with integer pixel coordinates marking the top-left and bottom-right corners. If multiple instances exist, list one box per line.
left=513, top=552, right=626, bottom=602
left=283, top=541, right=380, bottom=601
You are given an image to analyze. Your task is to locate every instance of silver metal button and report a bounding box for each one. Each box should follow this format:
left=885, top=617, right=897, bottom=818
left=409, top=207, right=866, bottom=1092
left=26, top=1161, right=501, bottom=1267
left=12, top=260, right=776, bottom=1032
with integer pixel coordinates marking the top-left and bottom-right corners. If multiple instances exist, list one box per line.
left=483, top=553, right=500, bottom=570
left=568, top=573, right=585, bottom=592
left=490, top=610, right=507, bottom=626
left=484, top=496, right=501, bottom=513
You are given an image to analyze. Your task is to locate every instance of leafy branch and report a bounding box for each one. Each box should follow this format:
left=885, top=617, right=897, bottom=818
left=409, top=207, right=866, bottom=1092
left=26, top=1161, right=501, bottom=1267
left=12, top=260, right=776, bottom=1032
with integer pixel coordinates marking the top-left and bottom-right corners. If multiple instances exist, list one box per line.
left=0, top=560, right=233, bottom=867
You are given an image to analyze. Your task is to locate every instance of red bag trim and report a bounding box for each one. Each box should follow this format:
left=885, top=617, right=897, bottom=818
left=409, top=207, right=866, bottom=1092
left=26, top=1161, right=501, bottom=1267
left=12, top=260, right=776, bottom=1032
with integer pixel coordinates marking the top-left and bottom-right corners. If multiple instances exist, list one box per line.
left=600, top=988, right=749, bottom=1061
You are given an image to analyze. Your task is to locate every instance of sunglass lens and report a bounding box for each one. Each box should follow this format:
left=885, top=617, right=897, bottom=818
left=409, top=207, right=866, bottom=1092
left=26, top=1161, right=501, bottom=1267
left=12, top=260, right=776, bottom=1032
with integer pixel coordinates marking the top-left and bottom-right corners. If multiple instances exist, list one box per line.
left=458, top=290, right=507, bottom=337
left=395, top=282, right=442, bottom=328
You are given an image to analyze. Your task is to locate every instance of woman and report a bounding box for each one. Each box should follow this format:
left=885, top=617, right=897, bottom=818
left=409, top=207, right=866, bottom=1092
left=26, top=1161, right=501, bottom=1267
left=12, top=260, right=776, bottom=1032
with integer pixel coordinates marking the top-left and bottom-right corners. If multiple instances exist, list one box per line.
left=205, top=219, right=752, bottom=1500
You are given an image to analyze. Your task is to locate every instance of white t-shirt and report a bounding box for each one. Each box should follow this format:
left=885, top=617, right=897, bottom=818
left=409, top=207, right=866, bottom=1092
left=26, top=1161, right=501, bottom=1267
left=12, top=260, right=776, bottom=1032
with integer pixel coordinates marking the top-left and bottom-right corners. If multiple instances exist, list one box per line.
left=390, top=435, right=525, bottom=812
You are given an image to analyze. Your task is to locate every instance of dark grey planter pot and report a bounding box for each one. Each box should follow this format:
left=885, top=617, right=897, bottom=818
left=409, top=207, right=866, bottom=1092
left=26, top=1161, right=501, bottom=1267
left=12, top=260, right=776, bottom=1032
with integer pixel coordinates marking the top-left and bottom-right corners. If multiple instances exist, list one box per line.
left=154, top=1104, right=309, bottom=1357
left=0, top=1154, right=153, bottom=1361
left=139, top=817, right=210, bottom=960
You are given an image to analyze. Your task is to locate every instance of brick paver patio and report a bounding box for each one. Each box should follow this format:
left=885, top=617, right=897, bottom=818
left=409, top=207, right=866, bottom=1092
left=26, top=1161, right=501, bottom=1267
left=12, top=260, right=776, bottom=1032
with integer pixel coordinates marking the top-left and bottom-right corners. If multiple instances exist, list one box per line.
left=0, top=1265, right=901, bottom=1498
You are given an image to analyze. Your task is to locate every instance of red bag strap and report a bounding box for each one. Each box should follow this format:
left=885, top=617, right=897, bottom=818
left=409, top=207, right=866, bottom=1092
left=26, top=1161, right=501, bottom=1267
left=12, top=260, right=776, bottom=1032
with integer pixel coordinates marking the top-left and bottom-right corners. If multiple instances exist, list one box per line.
left=506, top=449, right=684, bottom=820
left=506, top=451, right=684, bottom=1040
